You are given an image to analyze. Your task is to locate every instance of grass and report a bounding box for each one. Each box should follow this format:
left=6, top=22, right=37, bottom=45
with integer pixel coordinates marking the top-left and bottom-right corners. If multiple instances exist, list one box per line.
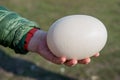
left=0, top=0, right=120, bottom=80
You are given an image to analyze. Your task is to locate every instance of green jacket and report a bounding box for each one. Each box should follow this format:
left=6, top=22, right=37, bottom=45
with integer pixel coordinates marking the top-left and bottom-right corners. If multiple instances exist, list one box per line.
left=0, top=6, right=40, bottom=54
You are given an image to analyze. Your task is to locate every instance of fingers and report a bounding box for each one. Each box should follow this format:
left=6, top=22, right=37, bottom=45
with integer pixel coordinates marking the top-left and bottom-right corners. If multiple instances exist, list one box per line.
left=77, top=53, right=100, bottom=64
left=93, top=53, right=100, bottom=57
left=39, top=48, right=78, bottom=66
left=39, top=47, right=99, bottom=66
left=64, top=59, right=78, bottom=66
left=39, top=50, right=99, bottom=66
left=78, top=58, right=91, bottom=64
left=40, top=49, right=78, bottom=66
left=64, top=58, right=91, bottom=66
left=39, top=49, right=66, bottom=64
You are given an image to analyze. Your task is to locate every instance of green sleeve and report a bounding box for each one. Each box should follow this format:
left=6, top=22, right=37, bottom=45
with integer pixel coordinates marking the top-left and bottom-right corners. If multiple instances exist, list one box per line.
left=0, top=6, right=40, bottom=54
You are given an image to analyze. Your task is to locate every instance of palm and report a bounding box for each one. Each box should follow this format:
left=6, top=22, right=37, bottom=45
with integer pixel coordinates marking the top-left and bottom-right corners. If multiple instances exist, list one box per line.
left=35, top=30, right=99, bottom=66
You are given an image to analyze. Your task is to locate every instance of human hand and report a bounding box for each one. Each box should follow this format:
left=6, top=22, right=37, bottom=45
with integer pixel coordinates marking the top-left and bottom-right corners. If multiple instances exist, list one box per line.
left=28, top=30, right=100, bottom=66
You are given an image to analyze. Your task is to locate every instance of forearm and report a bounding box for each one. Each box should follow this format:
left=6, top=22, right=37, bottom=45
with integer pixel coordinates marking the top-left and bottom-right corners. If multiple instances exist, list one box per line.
left=0, top=6, right=40, bottom=54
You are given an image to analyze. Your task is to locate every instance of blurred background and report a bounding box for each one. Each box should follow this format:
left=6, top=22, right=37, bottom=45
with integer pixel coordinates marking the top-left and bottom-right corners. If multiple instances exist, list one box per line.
left=0, top=0, right=120, bottom=80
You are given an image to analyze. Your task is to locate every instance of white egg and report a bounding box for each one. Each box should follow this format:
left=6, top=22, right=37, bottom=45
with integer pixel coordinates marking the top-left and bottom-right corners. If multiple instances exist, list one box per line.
left=47, top=15, right=107, bottom=60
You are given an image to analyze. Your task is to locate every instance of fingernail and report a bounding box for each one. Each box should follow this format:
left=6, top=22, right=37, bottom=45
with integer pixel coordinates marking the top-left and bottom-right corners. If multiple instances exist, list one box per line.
left=69, top=59, right=77, bottom=66
left=79, top=58, right=91, bottom=64
left=94, top=53, right=100, bottom=57
left=57, top=57, right=66, bottom=64
left=85, top=58, right=91, bottom=64
left=61, top=57, right=66, bottom=62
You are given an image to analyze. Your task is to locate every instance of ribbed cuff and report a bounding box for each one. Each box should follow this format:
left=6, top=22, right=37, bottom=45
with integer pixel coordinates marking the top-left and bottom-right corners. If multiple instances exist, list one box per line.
left=24, top=28, right=38, bottom=51
left=14, top=28, right=39, bottom=54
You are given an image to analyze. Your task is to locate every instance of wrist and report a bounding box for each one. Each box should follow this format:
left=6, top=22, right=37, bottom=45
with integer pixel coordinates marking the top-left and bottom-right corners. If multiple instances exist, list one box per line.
left=27, top=30, right=46, bottom=52
left=24, top=28, right=38, bottom=51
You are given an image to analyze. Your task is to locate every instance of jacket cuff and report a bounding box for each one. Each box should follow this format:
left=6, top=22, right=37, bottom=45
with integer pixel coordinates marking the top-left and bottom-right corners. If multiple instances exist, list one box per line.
left=14, top=28, right=39, bottom=54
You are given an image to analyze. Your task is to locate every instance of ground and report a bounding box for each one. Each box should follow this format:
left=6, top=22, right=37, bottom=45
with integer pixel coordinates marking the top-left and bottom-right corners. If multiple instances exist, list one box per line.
left=0, top=0, right=120, bottom=80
